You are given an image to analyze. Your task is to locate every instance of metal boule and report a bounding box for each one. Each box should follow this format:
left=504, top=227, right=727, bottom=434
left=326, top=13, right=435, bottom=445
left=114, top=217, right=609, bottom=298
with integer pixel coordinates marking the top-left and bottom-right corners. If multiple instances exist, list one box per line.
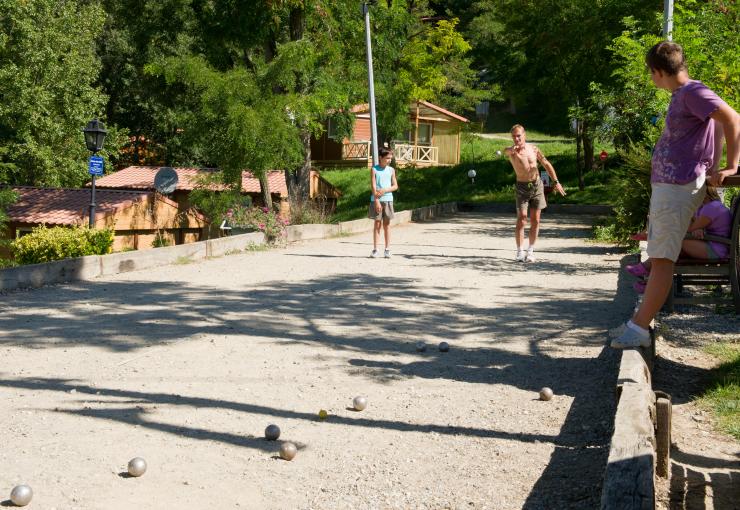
left=10, top=485, right=33, bottom=506
left=279, top=442, right=297, bottom=461
left=127, top=457, right=147, bottom=477
left=265, top=424, right=281, bottom=441
left=539, top=387, right=554, bottom=401
left=352, top=396, right=367, bottom=411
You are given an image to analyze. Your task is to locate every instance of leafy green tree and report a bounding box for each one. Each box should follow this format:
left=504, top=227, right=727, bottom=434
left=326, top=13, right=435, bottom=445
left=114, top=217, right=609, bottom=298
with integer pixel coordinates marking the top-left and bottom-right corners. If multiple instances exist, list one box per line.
left=0, top=184, right=17, bottom=251
left=587, top=1, right=739, bottom=150
left=96, top=0, right=202, bottom=166
left=0, top=0, right=120, bottom=187
left=155, top=55, right=304, bottom=209
left=371, top=3, right=490, bottom=144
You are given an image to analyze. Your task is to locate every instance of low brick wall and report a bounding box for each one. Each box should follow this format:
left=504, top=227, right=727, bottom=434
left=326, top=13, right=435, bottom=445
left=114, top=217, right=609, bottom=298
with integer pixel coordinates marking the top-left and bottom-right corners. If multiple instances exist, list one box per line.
left=0, top=202, right=458, bottom=292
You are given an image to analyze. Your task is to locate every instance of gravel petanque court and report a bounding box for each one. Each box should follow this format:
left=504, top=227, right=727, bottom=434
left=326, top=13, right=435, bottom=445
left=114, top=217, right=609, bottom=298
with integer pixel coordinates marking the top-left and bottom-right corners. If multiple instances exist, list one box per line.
left=0, top=211, right=633, bottom=509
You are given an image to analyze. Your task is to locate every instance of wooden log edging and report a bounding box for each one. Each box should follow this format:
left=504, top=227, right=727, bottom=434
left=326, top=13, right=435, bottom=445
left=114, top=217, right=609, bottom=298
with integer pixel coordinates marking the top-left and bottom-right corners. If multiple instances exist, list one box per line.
left=0, top=202, right=459, bottom=292
left=601, top=348, right=656, bottom=510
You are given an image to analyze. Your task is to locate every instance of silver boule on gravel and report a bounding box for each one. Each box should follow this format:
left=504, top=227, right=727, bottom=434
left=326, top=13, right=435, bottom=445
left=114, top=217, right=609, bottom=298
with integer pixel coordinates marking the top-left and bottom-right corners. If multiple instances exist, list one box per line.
left=9, top=484, right=33, bottom=506
left=438, top=341, right=450, bottom=352
left=279, top=442, right=297, bottom=461
left=352, top=396, right=367, bottom=411
left=415, top=342, right=426, bottom=352
left=539, top=387, right=554, bottom=401
left=265, top=424, right=281, bottom=441
left=127, top=457, right=147, bottom=477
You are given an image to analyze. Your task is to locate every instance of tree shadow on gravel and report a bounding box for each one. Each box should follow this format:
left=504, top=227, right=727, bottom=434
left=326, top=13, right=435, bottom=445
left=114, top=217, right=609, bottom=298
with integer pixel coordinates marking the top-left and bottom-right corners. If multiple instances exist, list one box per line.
left=0, top=215, right=636, bottom=508
left=0, top=374, right=609, bottom=452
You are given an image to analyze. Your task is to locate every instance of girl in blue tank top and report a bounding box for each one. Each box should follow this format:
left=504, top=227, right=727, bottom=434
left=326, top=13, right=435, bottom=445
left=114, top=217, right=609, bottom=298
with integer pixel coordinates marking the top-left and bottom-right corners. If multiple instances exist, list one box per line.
left=368, top=148, right=399, bottom=258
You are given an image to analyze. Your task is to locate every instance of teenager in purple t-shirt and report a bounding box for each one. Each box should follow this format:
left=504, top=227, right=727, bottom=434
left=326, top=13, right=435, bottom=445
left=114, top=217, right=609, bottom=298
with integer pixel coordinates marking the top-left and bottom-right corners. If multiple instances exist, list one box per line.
left=613, top=41, right=740, bottom=349
left=625, top=186, right=732, bottom=292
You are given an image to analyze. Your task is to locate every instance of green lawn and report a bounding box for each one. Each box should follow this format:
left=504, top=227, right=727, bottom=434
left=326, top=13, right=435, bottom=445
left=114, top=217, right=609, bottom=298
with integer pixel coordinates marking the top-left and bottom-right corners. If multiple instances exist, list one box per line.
left=699, top=342, right=740, bottom=440
left=322, top=132, right=616, bottom=222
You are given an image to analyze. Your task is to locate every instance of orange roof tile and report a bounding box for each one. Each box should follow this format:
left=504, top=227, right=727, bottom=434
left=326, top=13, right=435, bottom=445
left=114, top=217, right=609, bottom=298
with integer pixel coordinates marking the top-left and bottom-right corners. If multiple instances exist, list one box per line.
left=7, top=187, right=165, bottom=226
left=93, top=166, right=288, bottom=196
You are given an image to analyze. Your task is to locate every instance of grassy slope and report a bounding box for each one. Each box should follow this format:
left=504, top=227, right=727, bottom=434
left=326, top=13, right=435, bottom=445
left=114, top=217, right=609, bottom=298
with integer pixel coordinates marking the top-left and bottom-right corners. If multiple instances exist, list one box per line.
left=323, top=132, right=616, bottom=222
left=699, top=342, right=740, bottom=440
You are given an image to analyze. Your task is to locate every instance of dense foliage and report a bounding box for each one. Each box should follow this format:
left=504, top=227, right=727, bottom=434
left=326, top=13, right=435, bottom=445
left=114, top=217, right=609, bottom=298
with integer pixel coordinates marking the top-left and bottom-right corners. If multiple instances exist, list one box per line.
left=225, top=205, right=290, bottom=243
left=11, top=225, right=114, bottom=265
left=0, top=0, right=736, bottom=226
left=0, top=0, right=125, bottom=187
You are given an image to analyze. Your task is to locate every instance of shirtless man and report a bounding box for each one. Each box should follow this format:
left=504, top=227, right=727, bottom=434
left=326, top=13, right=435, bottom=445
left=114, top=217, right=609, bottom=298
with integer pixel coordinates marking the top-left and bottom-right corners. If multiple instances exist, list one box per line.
left=503, top=124, right=566, bottom=262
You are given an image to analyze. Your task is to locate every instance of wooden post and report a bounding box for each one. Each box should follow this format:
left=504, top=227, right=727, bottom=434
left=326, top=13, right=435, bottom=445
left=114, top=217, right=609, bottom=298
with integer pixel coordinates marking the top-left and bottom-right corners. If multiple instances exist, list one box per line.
left=655, top=393, right=672, bottom=478
left=414, top=102, right=420, bottom=163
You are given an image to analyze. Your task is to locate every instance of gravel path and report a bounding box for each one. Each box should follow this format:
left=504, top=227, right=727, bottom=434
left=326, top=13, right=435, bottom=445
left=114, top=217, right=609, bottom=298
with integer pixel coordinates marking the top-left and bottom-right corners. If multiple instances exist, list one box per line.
left=0, top=211, right=632, bottom=509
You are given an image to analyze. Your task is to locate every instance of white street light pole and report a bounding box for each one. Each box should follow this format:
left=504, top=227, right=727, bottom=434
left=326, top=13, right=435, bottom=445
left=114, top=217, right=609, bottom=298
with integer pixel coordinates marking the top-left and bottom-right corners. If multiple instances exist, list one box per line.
left=362, top=1, right=379, bottom=167
left=663, top=0, right=674, bottom=40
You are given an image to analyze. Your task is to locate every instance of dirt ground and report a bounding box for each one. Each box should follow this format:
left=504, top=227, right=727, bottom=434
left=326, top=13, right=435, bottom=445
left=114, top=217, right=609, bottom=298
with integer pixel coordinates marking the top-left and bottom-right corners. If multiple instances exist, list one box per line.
left=0, top=211, right=645, bottom=509
left=653, top=313, right=740, bottom=510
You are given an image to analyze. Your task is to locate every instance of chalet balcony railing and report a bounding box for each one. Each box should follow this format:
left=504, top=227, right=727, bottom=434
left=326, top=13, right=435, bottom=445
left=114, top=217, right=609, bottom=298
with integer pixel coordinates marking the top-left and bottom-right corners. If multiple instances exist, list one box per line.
left=342, top=141, right=371, bottom=160
left=393, top=143, right=438, bottom=164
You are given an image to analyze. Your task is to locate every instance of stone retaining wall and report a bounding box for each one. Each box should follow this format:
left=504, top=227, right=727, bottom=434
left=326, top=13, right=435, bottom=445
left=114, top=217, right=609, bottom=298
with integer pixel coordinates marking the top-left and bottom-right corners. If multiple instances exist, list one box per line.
left=0, top=202, right=458, bottom=292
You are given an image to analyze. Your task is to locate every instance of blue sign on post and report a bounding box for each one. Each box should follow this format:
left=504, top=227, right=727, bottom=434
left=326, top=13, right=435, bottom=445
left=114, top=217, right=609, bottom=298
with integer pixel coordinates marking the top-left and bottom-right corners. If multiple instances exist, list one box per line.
left=88, top=155, right=104, bottom=176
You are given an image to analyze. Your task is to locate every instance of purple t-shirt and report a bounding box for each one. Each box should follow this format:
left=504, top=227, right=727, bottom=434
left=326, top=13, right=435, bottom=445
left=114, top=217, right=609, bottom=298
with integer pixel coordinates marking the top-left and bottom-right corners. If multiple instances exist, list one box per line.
left=695, top=199, right=732, bottom=259
left=652, top=80, right=727, bottom=184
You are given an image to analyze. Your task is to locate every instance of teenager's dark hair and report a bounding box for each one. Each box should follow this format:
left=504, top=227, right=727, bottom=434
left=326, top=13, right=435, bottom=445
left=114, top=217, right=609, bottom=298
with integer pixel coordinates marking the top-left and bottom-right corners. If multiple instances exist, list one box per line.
left=645, top=41, right=686, bottom=75
left=379, top=147, right=392, bottom=158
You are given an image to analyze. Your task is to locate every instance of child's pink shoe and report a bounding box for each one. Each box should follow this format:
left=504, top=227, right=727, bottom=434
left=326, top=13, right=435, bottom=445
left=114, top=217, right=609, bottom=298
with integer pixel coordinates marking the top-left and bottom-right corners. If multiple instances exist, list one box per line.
left=625, top=262, right=650, bottom=278
left=633, top=280, right=647, bottom=294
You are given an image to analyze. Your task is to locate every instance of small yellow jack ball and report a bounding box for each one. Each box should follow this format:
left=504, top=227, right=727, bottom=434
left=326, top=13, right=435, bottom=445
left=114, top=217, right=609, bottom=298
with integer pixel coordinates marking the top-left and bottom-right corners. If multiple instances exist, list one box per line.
left=318, top=409, right=328, bottom=420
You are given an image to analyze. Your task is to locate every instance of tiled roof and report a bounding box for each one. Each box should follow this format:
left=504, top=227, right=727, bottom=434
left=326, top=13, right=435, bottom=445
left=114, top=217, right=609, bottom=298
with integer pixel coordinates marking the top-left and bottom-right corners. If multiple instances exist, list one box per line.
left=93, top=166, right=288, bottom=196
left=6, top=187, right=163, bottom=226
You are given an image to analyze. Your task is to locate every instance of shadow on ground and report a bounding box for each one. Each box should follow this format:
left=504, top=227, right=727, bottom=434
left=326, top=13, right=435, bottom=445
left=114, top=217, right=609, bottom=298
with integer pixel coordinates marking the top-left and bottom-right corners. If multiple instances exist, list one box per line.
left=0, top=213, right=638, bottom=508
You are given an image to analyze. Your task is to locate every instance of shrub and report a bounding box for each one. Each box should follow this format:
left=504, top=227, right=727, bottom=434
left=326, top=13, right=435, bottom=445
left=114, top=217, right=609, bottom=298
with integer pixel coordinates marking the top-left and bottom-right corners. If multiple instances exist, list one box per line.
left=225, top=204, right=289, bottom=243
left=592, top=143, right=651, bottom=245
left=11, top=225, right=114, bottom=265
left=289, top=196, right=331, bottom=225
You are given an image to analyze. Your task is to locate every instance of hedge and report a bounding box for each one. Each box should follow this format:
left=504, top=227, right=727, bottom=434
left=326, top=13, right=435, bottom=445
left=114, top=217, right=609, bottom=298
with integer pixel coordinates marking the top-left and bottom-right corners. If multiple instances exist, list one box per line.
left=11, top=225, right=114, bottom=265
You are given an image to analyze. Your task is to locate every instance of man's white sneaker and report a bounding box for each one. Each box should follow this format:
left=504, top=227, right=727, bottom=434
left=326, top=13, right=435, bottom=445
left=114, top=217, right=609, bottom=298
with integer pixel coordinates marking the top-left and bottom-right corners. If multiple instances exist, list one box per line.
left=610, top=323, right=651, bottom=349
left=525, top=251, right=535, bottom=263
left=370, top=249, right=379, bottom=258
left=515, top=250, right=526, bottom=262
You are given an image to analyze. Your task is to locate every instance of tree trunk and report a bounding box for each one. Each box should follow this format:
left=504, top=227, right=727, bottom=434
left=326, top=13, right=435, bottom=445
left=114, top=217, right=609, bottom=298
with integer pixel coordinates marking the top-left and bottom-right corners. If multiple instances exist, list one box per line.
left=289, top=8, right=304, bottom=41
left=259, top=173, right=273, bottom=210
left=287, top=128, right=312, bottom=204
left=583, top=121, right=594, bottom=179
left=575, top=119, right=584, bottom=191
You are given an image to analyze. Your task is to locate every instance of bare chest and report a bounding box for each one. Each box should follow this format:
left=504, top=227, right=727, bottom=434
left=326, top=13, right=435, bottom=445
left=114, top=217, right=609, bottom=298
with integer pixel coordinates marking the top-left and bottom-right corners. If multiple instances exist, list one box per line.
left=509, top=147, right=537, bottom=169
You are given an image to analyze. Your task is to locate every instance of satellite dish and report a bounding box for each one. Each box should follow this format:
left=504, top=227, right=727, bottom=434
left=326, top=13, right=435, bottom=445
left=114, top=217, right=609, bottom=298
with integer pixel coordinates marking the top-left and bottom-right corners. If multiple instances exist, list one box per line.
left=154, top=167, right=178, bottom=194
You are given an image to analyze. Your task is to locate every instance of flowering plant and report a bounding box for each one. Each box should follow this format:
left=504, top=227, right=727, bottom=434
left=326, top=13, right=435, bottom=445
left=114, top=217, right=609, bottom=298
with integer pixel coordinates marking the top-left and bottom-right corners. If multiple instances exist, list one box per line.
left=224, top=204, right=289, bottom=242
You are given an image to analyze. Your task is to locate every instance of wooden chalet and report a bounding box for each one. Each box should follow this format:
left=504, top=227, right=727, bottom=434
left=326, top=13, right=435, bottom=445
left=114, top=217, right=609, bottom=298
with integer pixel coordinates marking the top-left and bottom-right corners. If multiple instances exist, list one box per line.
left=311, top=100, right=470, bottom=168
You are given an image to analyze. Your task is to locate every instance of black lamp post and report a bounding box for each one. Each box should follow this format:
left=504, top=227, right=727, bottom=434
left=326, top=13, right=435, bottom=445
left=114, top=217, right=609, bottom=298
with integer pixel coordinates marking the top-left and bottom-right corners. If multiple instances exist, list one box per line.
left=82, top=118, right=107, bottom=228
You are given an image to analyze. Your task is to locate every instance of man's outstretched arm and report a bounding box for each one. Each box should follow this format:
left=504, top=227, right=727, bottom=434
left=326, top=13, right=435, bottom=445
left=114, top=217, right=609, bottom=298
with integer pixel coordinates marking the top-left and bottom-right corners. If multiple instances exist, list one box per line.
left=535, top=147, right=566, bottom=196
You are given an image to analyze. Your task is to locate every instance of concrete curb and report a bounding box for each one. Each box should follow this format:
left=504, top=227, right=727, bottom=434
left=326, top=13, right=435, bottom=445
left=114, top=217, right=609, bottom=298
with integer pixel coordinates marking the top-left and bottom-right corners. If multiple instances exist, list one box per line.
left=463, top=202, right=614, bottom=216
left=0, top=202, right=458, bottom=292
left=601, top=347, right=656, bottom=510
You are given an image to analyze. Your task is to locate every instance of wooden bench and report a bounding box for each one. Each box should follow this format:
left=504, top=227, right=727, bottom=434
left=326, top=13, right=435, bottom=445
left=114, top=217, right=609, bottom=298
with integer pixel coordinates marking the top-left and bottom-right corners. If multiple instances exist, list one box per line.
left=665, top=187, right=740, bottom=313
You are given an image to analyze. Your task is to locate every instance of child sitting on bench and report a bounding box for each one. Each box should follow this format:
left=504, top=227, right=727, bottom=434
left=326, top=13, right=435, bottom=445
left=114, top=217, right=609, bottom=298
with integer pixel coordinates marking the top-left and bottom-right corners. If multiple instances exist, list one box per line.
left=625, top=186, right=732, bottom=293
